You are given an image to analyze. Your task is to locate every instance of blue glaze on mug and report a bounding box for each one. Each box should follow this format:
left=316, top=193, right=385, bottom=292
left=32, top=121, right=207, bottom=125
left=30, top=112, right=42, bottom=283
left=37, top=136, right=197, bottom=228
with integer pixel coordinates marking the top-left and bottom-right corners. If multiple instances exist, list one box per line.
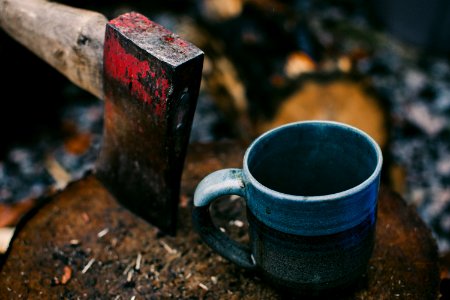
left=242, top=121, right=382, bottom=236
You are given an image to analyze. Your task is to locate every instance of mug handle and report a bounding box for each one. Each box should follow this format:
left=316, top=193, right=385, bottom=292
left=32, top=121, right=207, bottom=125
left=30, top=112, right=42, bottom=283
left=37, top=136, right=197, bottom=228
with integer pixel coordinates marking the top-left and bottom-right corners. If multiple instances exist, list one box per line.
left=192, top=168, right=257, bottom=270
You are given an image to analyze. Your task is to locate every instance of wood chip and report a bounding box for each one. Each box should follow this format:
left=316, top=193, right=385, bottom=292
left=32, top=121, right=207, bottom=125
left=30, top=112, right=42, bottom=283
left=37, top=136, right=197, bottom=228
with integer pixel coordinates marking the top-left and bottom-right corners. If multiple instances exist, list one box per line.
left=45, top=156, right=72, bottom=190
left=123, top=261, right=135, bottom=275
left=69, top=239, right=80, bottom=246
left=0, top=227, right=15, bottom=253
left=81, top=258, right=95, bottom=274
left=97, top=228, right=109, bottom=238
left=61, top=266, right=72, bottom=285
left=135, top=253, right=142, bottom=271
left=160, top=241, right=177, bottom=254
left=127, top=269, right=134, bottom=282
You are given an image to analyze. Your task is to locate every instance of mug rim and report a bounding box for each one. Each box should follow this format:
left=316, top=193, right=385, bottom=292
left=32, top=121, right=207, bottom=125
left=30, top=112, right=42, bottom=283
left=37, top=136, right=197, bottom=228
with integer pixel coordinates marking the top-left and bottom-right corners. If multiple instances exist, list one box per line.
left=243, top=120, right=383, bottom=202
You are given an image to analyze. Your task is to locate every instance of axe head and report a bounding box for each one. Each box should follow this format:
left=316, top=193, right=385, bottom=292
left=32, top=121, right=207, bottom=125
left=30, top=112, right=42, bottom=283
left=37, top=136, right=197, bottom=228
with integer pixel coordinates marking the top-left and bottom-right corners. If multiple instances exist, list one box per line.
left=96, top=12, right=204, bottom=235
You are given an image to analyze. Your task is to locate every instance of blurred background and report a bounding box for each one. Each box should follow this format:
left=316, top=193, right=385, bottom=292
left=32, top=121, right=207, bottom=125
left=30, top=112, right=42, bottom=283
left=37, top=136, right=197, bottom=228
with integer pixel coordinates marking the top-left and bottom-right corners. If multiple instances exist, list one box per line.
left=1, top=0, right=450, bottom=262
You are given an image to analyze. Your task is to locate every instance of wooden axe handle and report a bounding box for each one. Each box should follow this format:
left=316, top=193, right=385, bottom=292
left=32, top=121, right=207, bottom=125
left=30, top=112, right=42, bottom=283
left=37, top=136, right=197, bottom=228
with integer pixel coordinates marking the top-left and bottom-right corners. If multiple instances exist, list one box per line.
left=0, top=0, right=107, bottom=99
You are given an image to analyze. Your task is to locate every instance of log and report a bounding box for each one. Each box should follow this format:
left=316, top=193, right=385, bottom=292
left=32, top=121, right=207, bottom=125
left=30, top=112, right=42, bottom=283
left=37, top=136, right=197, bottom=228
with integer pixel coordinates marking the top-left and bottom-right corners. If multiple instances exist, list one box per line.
left=0, top=141, right=440, bottom=299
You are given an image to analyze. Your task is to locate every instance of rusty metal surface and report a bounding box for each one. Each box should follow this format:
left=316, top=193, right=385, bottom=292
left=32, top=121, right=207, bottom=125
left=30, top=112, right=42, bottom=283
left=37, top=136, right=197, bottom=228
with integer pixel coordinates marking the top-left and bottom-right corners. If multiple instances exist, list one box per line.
left=96, top=12, right=203, bottom=235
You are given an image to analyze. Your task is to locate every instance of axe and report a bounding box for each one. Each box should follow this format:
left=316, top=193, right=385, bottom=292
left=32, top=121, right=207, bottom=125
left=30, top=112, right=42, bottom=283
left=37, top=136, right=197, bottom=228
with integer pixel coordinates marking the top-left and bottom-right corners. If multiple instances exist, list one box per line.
left=0, top=0, right=204, bottom=235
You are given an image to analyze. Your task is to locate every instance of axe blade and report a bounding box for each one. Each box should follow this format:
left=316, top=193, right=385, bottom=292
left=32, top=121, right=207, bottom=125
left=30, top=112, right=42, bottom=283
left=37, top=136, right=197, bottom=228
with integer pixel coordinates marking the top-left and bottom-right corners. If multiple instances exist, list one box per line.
left=96, top=12, right=204, bottom=235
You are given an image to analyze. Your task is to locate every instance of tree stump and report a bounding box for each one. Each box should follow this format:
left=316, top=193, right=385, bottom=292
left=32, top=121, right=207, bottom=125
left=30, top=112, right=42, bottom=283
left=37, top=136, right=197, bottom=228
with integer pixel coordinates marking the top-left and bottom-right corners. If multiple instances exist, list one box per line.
left=0, top=141, right=440, bottom=299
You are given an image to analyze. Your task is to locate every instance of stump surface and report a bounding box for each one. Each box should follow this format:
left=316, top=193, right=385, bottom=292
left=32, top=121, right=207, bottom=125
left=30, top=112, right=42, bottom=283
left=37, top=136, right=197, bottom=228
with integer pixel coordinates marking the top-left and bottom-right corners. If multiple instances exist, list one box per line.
left=0, top=142, right=440, bottom=299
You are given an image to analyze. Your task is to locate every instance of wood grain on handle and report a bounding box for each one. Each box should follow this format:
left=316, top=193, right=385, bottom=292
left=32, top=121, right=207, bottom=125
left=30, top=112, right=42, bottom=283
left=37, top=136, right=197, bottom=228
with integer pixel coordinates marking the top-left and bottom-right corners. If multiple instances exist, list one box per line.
left=0, top=0, right=107, bottom=99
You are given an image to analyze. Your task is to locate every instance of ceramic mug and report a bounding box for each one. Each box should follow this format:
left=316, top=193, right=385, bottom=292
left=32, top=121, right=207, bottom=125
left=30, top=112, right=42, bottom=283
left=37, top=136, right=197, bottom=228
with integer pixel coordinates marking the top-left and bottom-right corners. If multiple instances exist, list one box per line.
left=192, top=120, right=383, bottom=296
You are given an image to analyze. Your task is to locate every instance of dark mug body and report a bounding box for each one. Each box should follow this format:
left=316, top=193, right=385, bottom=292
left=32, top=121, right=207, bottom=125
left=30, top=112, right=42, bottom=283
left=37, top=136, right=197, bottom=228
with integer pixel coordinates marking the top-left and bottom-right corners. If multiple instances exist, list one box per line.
left=247, top=208, right=376, bottom=296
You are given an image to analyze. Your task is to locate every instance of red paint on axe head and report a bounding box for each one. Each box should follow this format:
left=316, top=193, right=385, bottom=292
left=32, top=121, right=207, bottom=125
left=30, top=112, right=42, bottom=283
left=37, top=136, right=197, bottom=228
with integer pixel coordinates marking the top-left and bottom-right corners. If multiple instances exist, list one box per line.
left=103, top=12, right=200, bottom=119
left=97, top=12, right=204, bottom=235
left=104, top=35, right=154, bottom=105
